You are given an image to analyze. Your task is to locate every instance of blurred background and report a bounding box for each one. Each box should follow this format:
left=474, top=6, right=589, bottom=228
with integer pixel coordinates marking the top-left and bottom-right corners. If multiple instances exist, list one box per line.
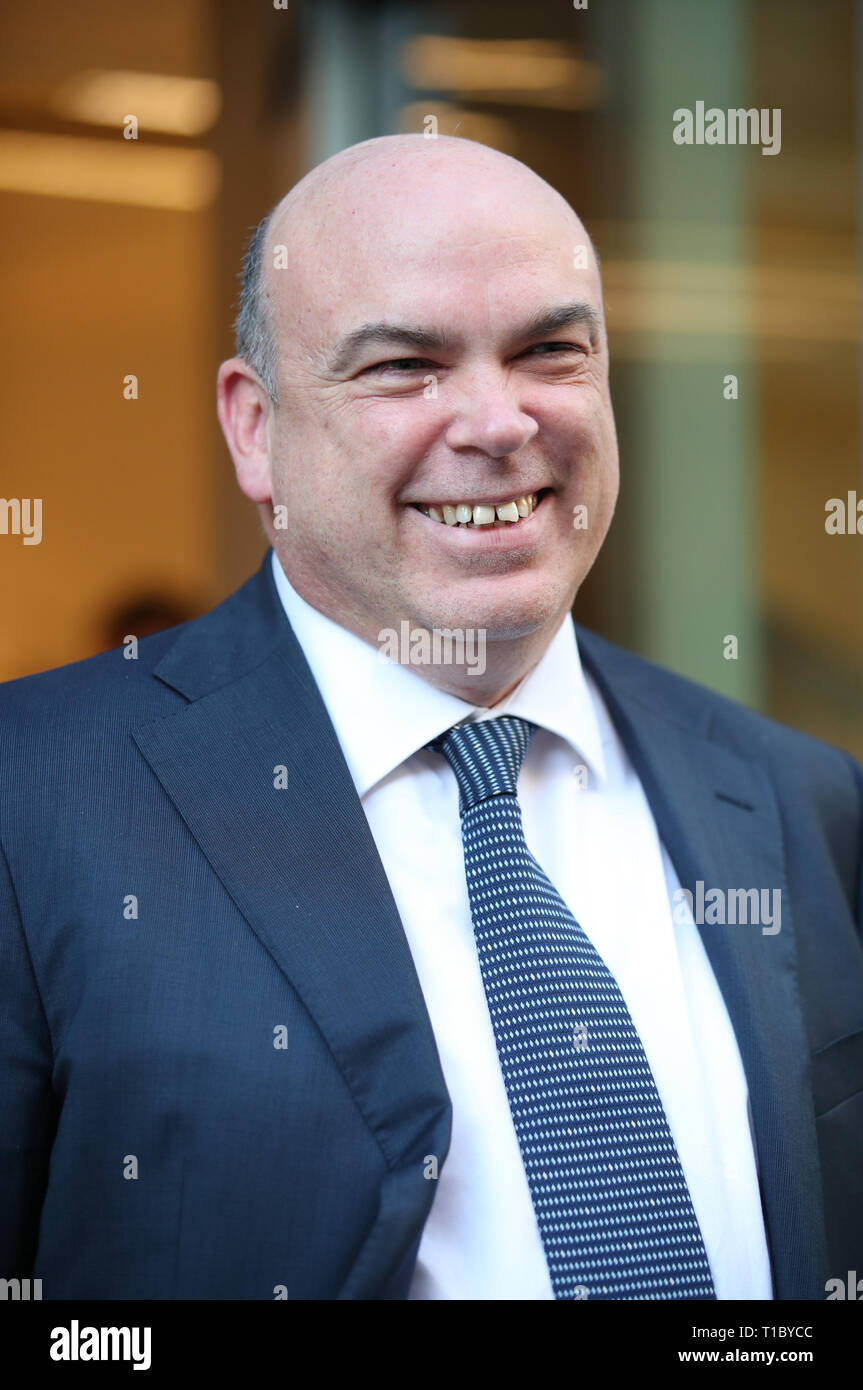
left=1, top=0, right=861, bottom=756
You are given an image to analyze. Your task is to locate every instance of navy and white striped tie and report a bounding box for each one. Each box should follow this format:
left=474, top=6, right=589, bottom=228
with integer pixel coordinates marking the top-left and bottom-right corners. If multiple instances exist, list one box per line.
left=427, top=714, right=716, bottom=1300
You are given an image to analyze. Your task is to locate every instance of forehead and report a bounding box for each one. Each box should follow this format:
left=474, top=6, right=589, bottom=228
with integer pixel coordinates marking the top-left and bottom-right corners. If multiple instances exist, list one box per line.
left=271, top=171, right=599, bottom=352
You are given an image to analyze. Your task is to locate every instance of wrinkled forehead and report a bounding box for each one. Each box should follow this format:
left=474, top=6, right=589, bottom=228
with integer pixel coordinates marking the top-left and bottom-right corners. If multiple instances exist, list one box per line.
left=266, top=164, right=601, bottom=358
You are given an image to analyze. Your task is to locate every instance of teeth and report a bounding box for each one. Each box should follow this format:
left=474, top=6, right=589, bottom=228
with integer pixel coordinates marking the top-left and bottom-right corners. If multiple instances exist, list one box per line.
left=417, top=492, right=543, bottom=527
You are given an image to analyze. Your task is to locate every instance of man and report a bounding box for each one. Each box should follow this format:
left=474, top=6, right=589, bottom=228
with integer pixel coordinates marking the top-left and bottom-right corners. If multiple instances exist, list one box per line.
left=1, top=135, right=861, bottom=1301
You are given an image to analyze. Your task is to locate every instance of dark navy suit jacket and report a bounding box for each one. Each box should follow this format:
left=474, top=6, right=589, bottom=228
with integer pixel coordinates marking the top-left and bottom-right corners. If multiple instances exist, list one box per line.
left=1, top=551, right=862, bottom=1299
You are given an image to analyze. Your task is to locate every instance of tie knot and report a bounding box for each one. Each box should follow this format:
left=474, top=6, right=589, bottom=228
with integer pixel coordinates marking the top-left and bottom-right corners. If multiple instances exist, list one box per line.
left=427, top=715, right=535, bottom=811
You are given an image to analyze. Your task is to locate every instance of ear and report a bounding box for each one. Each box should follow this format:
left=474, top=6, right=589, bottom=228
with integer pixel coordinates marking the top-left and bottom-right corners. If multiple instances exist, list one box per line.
left=216, top=358, right=275, bottom=503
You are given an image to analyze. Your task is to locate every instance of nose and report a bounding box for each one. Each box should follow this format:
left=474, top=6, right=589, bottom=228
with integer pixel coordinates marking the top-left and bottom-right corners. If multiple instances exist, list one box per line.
left=444, top=369, right=539, bottom=458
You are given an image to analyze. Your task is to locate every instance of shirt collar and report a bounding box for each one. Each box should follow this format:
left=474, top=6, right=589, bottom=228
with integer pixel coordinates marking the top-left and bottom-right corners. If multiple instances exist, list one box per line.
left=271, top=549, right=606, bottom=797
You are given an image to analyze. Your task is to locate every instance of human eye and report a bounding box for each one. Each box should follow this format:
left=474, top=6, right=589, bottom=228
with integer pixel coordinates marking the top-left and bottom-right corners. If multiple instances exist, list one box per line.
left=523, top=341, right=587, bottom=357
left=364, top=357, right=430, bottom=374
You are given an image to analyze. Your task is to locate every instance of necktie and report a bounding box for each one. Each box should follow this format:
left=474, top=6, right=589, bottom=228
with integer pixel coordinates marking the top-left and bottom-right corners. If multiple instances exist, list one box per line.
left=427, top=714, right=716, bottom=1301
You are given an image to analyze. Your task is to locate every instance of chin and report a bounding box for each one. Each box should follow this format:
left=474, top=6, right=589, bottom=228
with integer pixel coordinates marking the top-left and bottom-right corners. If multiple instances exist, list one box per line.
left=411, top=577, right=571, bottom=644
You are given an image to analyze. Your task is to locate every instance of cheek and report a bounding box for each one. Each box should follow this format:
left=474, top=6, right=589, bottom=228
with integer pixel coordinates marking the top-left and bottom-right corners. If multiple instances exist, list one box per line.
left=543, top=378, right=609, bottom=436
left=348, top=402, right=442, bottom=476
left=581, top=395, right=618, bottom=471
left=554, top=400, right=618, bottom=523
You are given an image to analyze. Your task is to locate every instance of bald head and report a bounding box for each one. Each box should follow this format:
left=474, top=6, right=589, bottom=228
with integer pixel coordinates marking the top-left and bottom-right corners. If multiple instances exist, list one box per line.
left=234, top=135, right=597, bottom=402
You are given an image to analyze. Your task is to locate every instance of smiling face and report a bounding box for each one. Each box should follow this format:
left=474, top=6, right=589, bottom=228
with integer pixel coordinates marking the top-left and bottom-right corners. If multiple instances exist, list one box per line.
left=220, top=137, right=619, bottom=694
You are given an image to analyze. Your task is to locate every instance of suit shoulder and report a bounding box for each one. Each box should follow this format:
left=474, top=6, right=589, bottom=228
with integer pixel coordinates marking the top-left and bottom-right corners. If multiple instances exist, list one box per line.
left=0, top=558, right=278, bottom=761
left=0, top=623, right=188, bottom=721
left=0, top=625, right=196, bottom=826
left=575, top=624, right=860, bottom=787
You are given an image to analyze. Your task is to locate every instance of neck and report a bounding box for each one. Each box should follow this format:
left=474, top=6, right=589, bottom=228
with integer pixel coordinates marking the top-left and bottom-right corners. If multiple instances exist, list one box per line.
left=272, top=547, right=571, bottom=707
left=400, top=621, right=566, bottom=706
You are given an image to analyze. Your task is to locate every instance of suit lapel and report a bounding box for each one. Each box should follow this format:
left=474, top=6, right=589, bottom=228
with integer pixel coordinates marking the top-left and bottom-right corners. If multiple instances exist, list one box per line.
left=132, top=558, right=451, bottom=1295
left=578, top=626, right=828, bottom=1299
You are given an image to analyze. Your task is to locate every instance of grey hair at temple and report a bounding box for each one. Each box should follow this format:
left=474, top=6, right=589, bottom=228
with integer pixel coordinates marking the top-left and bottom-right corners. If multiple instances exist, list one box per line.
left=234, top=213, right=279, bottom=404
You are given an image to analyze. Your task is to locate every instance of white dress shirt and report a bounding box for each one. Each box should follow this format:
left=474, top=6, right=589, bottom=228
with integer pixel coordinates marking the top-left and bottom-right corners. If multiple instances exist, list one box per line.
left=271, top=551, right=773, bottom=1301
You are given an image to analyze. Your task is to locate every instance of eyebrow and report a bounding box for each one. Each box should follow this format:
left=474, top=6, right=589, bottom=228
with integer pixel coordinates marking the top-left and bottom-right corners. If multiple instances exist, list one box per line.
left=325, top=300, right=602, bottom=376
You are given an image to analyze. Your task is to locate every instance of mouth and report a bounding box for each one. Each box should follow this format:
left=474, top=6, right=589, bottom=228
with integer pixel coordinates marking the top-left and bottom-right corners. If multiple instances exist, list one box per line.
left=411, top=489, right=551, bottom=529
